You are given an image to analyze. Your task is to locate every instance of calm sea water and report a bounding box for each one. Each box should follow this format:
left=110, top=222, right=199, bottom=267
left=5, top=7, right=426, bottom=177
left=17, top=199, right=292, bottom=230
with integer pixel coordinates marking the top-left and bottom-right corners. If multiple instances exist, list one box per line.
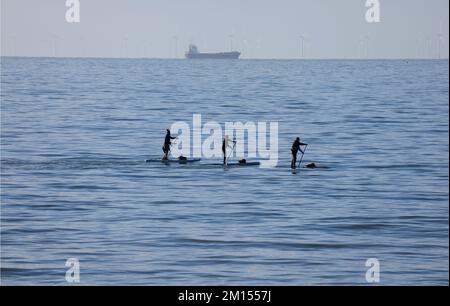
left=1, top=57, right=448, bottom=285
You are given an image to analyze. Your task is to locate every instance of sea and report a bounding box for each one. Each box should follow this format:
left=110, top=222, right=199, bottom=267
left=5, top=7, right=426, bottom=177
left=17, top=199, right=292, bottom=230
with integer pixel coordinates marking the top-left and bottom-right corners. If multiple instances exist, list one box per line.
left=1, top=57, right=448, bottom=285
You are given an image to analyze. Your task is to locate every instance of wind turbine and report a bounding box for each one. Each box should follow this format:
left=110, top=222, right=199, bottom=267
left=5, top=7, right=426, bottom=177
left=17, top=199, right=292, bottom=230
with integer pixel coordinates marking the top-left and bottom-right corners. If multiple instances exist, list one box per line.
left=426, top=36, right=432, bottom=59
left=173, top=36, right=178, bottom=58
left=437, top=21, right=444, bottom=59
left=299, top=35, right=305, bottom=59
left=52, top=34, right=62, bottom=58
left=242, top=38, right=249, bottom=59
left=358, top=36, right=370, bottom=59
left=7, top=35, right=17, bottom=56
left=122, top=37, right=129, bottom=58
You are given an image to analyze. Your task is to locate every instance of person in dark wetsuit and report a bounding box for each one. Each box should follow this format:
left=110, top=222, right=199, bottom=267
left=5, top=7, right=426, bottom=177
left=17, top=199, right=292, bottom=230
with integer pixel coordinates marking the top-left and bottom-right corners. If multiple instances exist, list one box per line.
left=162, top=129, right=176, bottom=160
left=291, top=137, right=307, bottom=169
left=222, top=135, right=235, bottom=165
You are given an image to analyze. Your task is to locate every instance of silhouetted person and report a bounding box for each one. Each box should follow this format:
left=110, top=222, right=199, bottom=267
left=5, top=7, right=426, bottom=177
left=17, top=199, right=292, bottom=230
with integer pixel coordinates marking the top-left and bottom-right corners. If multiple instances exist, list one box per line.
left=291, top=137, right=307, bottom=169
left=162, top=129, right=176, bottom=160
left=222, top=135, right=235, bottom=165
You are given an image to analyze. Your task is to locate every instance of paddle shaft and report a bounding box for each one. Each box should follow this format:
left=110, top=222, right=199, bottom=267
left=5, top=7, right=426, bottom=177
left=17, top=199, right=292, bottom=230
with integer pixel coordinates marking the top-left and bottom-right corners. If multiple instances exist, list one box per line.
left=226, top=142, right=236, bottom=164
left=297, top=144, right=308, bottom=168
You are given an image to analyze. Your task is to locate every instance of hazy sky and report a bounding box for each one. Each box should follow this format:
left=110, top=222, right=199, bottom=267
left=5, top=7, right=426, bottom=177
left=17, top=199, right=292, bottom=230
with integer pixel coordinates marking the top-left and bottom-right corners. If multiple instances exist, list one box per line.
left=1, top=0, right=449, bottom=59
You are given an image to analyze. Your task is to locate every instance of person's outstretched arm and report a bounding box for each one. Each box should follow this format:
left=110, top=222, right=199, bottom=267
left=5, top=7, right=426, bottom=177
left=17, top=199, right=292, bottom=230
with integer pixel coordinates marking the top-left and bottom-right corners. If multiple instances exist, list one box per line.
left=299, top=142, right=307, bottom=154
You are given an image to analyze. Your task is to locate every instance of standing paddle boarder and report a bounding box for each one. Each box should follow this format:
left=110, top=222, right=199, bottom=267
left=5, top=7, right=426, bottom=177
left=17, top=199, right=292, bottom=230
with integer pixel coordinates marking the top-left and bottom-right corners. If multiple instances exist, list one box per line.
left=291, top=137, right=307, bottom=169
left=222, top=135, right=236, bottom=165
left=162, top=129, right=177, bottom=160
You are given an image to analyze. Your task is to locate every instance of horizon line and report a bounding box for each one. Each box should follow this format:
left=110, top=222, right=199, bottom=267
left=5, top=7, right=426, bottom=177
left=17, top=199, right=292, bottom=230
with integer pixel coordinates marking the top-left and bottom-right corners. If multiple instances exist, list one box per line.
left=1, top=55, right=449, bottom=61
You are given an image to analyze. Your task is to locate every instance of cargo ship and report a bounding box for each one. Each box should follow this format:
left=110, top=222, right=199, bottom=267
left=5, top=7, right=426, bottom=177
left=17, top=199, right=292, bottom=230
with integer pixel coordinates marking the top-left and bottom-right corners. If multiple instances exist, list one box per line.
left=185, top=44, right=240, bottom=59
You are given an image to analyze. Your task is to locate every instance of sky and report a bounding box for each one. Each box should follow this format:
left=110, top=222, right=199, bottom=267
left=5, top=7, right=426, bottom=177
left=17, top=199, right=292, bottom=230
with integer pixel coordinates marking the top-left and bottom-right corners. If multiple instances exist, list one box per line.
left=1, top=0, right=449, bottom=59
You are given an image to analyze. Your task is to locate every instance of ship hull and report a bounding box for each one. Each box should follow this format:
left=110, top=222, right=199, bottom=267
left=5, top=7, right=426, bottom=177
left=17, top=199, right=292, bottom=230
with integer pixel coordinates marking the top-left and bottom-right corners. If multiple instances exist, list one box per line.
left=185, top=51, right=241, bottom=59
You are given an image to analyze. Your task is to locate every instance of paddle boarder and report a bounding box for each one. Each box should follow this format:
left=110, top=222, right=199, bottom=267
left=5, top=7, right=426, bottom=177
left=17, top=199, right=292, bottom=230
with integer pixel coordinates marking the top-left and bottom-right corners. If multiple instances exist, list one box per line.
left=162, top=129, right=177, bottom=160
left=291, top=137, right=307, bottom=169
left=222, top=135, right=236, bottom=165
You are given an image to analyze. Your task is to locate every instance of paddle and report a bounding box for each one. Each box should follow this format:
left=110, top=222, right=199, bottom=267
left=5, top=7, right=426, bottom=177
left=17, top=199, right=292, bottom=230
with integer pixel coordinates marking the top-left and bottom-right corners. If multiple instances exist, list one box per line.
left=226, top=140, right=236, bottom=165
left=297, top=144, right=308, bottom=169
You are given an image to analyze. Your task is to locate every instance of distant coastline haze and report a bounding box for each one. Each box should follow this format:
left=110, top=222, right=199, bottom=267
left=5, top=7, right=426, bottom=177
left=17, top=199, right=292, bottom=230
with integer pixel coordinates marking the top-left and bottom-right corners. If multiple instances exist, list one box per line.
left=1, top=0, right=449, bottom=59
